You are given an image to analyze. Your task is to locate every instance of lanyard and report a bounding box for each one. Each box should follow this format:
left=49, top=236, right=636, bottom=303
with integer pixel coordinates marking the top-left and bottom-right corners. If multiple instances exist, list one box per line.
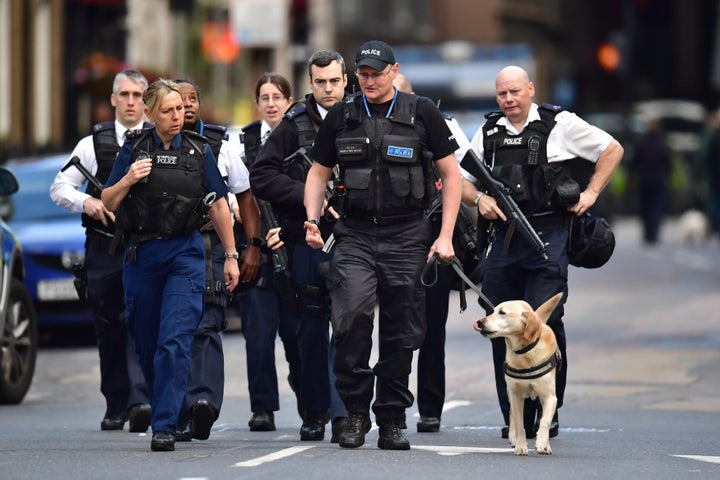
left=362, top=87, right=398, bottom=118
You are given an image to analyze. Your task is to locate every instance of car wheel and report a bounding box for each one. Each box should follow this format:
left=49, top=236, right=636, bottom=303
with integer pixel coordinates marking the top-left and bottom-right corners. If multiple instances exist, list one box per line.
left=0, top=278, right=38, bottom=404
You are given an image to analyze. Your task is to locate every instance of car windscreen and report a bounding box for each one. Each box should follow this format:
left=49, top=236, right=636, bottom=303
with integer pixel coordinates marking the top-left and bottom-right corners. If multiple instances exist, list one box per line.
left=1, top=164, right=79, bottom=222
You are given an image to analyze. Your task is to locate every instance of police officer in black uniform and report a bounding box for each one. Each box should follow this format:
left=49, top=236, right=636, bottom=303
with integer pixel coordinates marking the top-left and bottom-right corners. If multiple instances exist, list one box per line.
left=172, top=80, right=261, bottom=442
left=50, top=69, right=151, bottom=432
left=304, top=40, right=462, bottom=451
left=250, top=50, right=349, bottom=442
left=462, top=66, right=623, bottom=439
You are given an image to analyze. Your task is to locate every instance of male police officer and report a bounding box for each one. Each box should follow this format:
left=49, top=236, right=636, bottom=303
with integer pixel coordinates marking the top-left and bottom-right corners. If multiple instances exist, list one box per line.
left=462, top=65, right=623, bottom=438
left=304, top=40, right=462, bottom=450
left=250, top=50, right=349, bottom=442
left=50, top=69, right=151, bottom=432
left=173, top=79, right=261, bottom=441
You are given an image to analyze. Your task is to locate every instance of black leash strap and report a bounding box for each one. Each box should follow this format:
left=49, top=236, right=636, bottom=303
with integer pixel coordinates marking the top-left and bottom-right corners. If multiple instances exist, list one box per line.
left=421, top=253, right=495, bottom=313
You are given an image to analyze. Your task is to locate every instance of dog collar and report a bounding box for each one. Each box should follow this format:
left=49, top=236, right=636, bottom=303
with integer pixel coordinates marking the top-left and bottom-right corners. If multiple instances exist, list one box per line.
left=503, top=348, right=562, bottom=380
left=514, top=336, right=541, bottom=354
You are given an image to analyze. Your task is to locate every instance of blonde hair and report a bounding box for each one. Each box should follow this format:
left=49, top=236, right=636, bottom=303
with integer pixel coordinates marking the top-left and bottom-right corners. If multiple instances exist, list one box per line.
left=143, top=78, right=183, bottom=117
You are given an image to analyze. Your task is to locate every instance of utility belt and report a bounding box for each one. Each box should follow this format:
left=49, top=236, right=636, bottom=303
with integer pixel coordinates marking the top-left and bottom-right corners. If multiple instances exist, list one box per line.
left=345, top=210, right=424, bottom=226
left=126, top=232, right=167, bottom=264
left=86, top=229, right=117, bottom=254
left=527, top=211, right=569, bottom=230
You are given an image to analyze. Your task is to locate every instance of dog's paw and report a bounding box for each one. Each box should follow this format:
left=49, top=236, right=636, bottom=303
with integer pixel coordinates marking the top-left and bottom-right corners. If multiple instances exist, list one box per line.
left=514, top=444, right=529, bottom=456
left=535, top=439, right=552, bottom=455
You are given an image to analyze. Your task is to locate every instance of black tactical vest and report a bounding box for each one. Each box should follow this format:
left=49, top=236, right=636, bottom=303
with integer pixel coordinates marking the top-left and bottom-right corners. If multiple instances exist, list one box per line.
left=336, top=91, right=428, bottom=219
left=482, top=104, right=575, bottom=214
left=282, top=101, right=321, bottom=182
left=84, top=121, right=152, bottom=234
left=115, top=130, right=207, bottom=237
left=197, top=122, right=227, bottom=162
left=240, top=120, right=262, bottom=168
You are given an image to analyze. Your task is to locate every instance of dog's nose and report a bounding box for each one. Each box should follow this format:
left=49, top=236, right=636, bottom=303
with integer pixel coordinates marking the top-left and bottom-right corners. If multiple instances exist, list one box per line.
left=474, top=318, right=484, bottom=331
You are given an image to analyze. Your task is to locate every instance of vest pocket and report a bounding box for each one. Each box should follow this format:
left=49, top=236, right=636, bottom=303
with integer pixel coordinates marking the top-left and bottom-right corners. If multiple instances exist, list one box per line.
left=382, top=136, right=424, bottom=206
left=336, top=137, right=368, bottom=163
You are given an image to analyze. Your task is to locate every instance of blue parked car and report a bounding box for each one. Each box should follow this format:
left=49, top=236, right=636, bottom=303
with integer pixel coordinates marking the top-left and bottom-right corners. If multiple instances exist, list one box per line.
left=2, top=155, right=91, bottom=328
left=0, top=166, right=38, bottom=404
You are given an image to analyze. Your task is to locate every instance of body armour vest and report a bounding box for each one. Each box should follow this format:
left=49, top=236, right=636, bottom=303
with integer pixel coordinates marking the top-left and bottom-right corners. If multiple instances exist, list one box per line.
left=336, top=91, right=428, bottom=219
left=240, top=120, right=262, bottom=168
left=282, top=100, right=321, bottom=182
left=116, top=130, right=207, bottom=238
left=85, top=121, right=152, bottom=234
left=198, top=122, right=227, bottom=162
left=482, top=104, right=576, bottom=214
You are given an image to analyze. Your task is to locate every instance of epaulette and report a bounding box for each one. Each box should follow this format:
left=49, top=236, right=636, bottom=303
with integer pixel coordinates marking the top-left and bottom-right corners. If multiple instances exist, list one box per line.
left=91, top=121, right=115, bottom=135
left=539, top=103, right=564, bottom=113
left=284, top=102, right=307, bottom=121
left=202, top=123, right=229, bottom=141
left=182, top=129, right=210, bottom=143
left=125, top=127, right=152, bottom=140
left=484, top=111, right=503, bottom=120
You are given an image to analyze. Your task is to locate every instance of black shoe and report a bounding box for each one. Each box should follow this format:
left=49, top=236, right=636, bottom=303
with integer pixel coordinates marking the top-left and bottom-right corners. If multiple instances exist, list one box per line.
left=417, top=416, right=441, bottom=433
left=378, top=420, right=410, bottom=450
left=191, top=400, right=217, bottom=440
left=128, top=403, right=151, bottom=433
left=338, top=412, right=371, bottom=448
left=176, top=420, right=192, bottom=442
left=248, top=411, right=275, bottom=431
left=330, top=417, right=347, bottom=443
left=100, top=410, right=126, bottom=431
left=300, top=412, right=326, bottom=441
left=501, top=425, right=509, bottom=439
left=150, top=431, right=175, bottom=452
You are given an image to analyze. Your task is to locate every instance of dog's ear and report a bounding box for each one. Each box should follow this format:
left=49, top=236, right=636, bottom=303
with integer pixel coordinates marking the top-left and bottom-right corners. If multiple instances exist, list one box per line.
left=522, top=309, right=542, bottom=341
left=536, top=292, right=564, bottom=324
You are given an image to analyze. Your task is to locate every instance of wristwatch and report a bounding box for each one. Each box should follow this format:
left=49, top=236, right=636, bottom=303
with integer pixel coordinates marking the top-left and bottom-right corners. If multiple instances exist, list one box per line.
left=305, top=219, right=319, bottom=230
left=473, top=192, right=485, bottom=206
left=224, top=251, right=240, bottom=259
left=247, top=237, right=263, bottom=247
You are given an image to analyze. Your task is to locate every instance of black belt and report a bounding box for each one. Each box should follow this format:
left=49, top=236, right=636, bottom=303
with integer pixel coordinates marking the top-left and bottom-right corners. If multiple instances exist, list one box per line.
left=528, top=213, right=567, bottom=230
left=346, top=211, right=424, bottom=226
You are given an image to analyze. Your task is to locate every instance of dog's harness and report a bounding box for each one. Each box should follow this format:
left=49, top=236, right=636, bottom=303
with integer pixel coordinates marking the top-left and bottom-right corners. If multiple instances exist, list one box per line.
left=504, top=341, right=562, bottom=380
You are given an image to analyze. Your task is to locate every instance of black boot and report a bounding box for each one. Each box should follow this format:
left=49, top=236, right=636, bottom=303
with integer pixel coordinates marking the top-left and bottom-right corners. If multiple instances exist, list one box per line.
left=378, top=418, right=410, bottom=450
left=300, top=412, right=327, bottom=441
left=338, top=411, right=371, bottom=448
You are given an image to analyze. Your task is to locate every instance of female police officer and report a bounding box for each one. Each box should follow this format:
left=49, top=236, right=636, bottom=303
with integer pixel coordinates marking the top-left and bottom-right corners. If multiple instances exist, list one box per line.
left=101, top=79, right=239, bottom=452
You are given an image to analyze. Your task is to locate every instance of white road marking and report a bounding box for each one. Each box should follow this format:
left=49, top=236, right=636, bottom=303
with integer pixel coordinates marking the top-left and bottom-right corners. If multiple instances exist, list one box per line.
left=232, top=446, right=315, bottom=467
left=673, top=455, right=720, bottom=464
left=414, top=445, right=513, bottom=455
left=411, top=399, right=472, bottom=418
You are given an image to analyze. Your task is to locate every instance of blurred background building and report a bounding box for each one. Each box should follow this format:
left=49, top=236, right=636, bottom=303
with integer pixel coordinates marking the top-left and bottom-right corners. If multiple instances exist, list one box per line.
left=2, top=0, right=719, bottom=167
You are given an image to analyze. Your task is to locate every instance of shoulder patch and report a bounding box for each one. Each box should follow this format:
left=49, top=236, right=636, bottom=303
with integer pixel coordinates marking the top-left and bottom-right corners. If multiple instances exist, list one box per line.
left=539, top=103, right=563, bottom=113
left=92, top=121, right=115, bottom=134
left=484, top=111, right=502, bottom=119
left=285, top=104, right=307, bottom=121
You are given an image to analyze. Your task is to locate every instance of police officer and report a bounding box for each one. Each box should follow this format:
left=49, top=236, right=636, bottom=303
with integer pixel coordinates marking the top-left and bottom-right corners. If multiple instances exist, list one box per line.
left=250, top=50, right=349, bottom=442
left=462, top=66, right=623, bottom=439
left=238, top=73, right=302, bottom=432
left=101, top=79, right=239, bottom=452
left=172, top=79, right=261, bottom=442
left=304, top=40, right=462, bottom=450
left=392, top=73, right=471, bottom=433
left=50, top=69, right=151, bottom=433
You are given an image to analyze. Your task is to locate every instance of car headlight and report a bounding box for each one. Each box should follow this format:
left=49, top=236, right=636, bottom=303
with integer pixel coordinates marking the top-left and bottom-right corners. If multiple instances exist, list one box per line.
left=61, top=250, right=85, bottom=270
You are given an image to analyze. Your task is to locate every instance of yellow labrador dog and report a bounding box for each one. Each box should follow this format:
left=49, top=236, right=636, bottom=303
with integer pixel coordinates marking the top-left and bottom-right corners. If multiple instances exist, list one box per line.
left=474, top=293, right=563, bottom=455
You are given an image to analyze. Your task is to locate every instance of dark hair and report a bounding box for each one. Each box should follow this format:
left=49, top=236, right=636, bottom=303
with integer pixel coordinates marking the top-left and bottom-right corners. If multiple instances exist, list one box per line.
left=307, top=50, right=346, bottom=77
left=254, top=72, right=292, bottom=101
left=113, top=69, right=148, bottom=94
left=173, top=78, right=201, bottom=103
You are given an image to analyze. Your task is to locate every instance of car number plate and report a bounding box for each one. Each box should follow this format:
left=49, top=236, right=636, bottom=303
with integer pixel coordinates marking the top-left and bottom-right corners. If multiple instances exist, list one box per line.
left=37, top=278, right=79, bottom=301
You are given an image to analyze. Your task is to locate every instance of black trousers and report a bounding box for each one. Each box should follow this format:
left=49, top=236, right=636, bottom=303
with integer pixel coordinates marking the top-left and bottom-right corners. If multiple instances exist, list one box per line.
left=84, top=237, right=148, bottom=412
left=416, top=263, right=454, bottom=418
left=329, top=217, right=430, bottom=422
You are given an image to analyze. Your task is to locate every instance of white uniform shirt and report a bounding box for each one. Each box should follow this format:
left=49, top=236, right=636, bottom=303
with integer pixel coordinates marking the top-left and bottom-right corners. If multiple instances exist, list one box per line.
left=50, top=119, right=145, bottom=213
left=218, top=131, right=250, bottom=195
left=462, top=103, right=613, bottom=183
left=445, top=116, right=470, bottom=163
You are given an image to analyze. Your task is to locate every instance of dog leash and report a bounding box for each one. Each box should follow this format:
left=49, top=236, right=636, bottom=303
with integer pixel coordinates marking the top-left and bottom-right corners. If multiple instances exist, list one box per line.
left=421, top=253, right=495, bottom=312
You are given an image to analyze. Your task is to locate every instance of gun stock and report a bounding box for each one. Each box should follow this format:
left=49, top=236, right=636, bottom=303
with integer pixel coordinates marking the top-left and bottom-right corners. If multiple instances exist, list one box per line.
left=460, top=150, right=548, bottom=259
left=61, top=156, right=106, bottom=192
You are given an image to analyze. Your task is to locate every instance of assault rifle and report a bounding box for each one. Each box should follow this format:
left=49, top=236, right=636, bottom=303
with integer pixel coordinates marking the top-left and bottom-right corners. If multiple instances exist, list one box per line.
left=460, top=150, right=548, bottom=260
left=257, top=198, right=300, bottom=315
